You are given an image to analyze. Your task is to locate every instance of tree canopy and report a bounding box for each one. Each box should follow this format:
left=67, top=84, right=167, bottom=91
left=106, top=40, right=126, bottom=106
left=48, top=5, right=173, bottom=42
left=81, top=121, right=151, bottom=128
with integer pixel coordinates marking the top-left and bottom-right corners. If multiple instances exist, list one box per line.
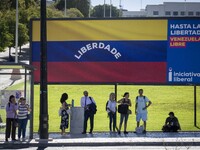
left=91, top=4, right=120, bottom=18
left=54, top=0, right=89, bottom=17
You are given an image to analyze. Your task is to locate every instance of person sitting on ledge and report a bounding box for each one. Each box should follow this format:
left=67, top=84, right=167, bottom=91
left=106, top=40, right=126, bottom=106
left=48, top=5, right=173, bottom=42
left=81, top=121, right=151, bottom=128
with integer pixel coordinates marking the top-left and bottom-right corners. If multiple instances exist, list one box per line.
left=162, top=112, right=181, bottom=132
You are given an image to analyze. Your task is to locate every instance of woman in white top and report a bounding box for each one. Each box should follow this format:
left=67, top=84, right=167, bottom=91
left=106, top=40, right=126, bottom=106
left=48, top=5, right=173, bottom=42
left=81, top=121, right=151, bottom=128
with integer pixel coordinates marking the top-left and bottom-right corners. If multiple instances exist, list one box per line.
left=107, top=93, right=117, bottom=133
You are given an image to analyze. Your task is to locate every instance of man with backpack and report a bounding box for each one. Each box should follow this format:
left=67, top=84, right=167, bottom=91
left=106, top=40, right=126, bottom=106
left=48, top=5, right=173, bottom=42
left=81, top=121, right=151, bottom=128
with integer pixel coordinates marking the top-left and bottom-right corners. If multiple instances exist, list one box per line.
left=135, top=89, right=152, bottom=134
left=80, top=91, right=96, bottom=134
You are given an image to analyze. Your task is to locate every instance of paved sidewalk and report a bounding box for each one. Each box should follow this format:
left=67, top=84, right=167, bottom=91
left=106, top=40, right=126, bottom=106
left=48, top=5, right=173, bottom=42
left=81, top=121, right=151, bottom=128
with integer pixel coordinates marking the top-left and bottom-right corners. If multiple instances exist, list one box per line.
left=0, top=132, right=200, bottom=148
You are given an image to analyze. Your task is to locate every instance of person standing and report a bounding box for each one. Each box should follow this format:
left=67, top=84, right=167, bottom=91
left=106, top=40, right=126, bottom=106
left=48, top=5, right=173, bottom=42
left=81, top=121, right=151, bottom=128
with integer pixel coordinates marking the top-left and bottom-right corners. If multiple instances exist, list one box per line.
left=80, top=91, right=96, bottom=134
left=117, top=92, right=131, bottom=135
left=59, top=93, right=71, bottom=135
left=17, top=97, right=31, bottom=141
left=5, top=95, right=18, bottom=142
left=107, top=92, right=117, bottom=133
left=135, top=89, right=152, bottom=134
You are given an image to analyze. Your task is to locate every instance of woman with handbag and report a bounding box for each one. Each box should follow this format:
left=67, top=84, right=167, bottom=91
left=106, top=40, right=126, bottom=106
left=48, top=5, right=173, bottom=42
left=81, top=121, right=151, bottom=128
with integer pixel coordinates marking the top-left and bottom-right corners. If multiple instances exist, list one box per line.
left=17, top=97, right=31, bottom=141
left=5, top=95, right=18, bottom=142
left=117, top=92, right=132, bottom=135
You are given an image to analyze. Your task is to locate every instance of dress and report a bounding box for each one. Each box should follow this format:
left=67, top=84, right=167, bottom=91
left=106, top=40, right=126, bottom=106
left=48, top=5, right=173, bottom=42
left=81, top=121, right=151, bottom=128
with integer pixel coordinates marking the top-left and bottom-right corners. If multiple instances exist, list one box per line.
left=60, top=108, right=69, bottom=130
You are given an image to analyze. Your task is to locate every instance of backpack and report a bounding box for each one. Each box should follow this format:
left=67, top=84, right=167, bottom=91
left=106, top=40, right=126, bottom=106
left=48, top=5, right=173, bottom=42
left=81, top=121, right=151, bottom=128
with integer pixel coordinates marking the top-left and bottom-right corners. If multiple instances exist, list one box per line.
left=105, top=101, right=109, bottom=111
left=136, top=96, right=146, bottom=100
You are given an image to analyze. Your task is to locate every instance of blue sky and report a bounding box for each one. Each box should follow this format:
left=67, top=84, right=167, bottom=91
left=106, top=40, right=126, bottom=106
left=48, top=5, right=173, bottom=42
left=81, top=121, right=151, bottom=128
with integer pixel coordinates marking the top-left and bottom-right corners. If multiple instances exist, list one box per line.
left=91, top=0, right=200, bottom=11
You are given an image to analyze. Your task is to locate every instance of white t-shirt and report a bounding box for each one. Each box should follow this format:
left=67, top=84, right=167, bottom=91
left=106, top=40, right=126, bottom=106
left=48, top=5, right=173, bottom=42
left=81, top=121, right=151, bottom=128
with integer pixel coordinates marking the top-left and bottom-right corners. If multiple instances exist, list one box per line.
left=135, top=96, right=149, bottom=114
left=107, top=100, right=116, bottom=113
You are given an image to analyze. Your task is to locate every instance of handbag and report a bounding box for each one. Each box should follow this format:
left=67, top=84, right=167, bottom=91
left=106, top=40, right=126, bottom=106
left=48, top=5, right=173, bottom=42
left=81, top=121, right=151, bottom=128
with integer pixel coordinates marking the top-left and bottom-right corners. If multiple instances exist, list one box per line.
left=14, top=119, right=18, bottom=127
left=27, top=114, right=31, bottom=120
left=118, top=104, right=128, bottom=114
left=14, top=114, right=18, bottom=127
left=127, top=109, right=132, bottom=114
left=58, top=107, right=62, bottom=116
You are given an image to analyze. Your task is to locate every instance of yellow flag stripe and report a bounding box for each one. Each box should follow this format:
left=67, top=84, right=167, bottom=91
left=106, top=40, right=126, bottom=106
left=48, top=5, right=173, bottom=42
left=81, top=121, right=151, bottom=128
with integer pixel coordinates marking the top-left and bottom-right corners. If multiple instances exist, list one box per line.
left=32, top=19, right=167, bottom=41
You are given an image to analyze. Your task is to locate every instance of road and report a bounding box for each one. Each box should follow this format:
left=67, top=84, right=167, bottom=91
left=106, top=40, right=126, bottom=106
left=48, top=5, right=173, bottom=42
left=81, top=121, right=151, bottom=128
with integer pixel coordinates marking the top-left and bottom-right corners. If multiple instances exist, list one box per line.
left=19, top=146, right=200, bottom=150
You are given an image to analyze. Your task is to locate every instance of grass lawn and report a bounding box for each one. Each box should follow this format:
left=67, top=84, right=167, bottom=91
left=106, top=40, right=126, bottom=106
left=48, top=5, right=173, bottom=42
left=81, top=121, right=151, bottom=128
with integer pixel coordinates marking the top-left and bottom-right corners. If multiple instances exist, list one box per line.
left=33, top=85, right=200, bottom=132
left=1, top=84, right=200, bottom=132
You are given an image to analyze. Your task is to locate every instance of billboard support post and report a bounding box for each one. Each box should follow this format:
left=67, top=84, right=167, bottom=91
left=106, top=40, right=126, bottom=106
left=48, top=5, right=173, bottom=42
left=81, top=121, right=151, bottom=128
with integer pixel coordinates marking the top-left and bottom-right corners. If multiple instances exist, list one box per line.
left=39, top=0, right=48, bottom=139
left=115, top=83, right=118, bottom=101
left=194, top=85, right=197, bottom=127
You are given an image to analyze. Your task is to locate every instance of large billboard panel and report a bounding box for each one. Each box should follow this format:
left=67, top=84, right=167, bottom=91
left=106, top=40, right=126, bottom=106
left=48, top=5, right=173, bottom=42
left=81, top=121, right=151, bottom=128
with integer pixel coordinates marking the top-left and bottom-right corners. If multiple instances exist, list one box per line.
left=31, top=18, right=200, bottom=84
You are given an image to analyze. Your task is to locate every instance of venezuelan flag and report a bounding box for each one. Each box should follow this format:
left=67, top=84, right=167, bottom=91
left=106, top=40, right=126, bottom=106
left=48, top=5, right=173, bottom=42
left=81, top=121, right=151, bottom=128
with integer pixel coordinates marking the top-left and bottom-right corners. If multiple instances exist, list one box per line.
left=31, top=19, right=168, bottom=83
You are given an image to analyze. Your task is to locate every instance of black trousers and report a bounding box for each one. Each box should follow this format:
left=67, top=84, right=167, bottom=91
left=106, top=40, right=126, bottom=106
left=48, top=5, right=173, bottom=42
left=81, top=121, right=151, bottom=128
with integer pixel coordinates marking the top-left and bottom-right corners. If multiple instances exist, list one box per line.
left=162, top=125, right=179, bottom=132
left=5, top=118, right=17, bottom=140
left=83, top=110, right=94, bottom=132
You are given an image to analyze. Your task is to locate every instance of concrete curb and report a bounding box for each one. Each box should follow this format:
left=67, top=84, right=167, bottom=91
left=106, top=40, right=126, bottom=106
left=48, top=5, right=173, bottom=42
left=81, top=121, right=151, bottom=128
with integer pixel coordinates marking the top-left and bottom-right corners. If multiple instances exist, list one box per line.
left=1, top=137, right=200, bottom=149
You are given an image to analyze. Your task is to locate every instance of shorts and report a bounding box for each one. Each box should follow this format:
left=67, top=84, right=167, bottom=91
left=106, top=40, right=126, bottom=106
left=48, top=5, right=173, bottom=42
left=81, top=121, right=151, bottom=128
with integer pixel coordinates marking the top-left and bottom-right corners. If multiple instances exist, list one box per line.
left=120, top=113, right=129, bottom=124
left=136, top=113, right=147, bottom=122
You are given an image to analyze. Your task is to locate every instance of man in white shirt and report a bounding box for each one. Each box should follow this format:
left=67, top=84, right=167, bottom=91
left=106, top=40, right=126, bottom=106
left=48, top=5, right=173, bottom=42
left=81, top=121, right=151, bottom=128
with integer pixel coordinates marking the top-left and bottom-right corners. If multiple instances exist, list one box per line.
left=80, top=91, right=96, bottom=134
left=135, top=89, right=152, bottom=134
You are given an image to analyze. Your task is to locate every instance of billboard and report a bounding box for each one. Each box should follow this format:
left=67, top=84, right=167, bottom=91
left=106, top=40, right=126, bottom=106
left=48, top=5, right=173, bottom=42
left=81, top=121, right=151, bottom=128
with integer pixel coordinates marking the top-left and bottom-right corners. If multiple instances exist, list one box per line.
left=31, top=18, right=200, bottom=84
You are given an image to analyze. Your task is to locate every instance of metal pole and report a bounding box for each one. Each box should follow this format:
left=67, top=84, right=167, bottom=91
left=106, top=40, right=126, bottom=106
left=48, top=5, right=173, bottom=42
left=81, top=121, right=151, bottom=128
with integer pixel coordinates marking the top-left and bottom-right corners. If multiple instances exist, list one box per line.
left=89, top=0, right=91, bottom=18
left=194, top=85, right=197, bottom=127
left=115, top=83, right=118, bottom=101
left=119, top=0, right=122, bottom=17
left=64, top=0, right=67, bottom=17
left=24, top=68, right=27, bottom=98
left=110, top=0, right=112, bottom=18
left=30, top=69, right=34, bottom=139
left=15, top=0, right=18, bottom=63
left=104, top=0, right=106, bottom=18
left=114, top=83, right=118, bottom=131
left=40, top=0, right=48, bottom=139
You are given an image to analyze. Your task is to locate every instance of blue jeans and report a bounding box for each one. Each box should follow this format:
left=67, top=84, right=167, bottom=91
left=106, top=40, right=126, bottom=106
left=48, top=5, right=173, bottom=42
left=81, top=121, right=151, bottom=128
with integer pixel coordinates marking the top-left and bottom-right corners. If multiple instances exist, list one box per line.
left=18, top=119, right=28, bottom=139
left=108, top=112, right=116, bottom=131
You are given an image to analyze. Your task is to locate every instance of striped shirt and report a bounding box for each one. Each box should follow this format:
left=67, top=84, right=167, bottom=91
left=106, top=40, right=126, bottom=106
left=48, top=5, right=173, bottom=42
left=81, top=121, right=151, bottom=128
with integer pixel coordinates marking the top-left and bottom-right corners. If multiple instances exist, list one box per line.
left=18, top=104, right=29, bottom=119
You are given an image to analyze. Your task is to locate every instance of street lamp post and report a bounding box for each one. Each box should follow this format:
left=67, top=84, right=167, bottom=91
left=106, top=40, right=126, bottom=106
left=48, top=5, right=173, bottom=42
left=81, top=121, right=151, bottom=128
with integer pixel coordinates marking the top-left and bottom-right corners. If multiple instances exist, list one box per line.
left=110, top=0, right=112, bottom=18
left=119, top=0, right=122, bottom=17
left=15, top=0, right=18, bottom=63
left=64, top=0, right=67, bottom=17
left=104, top=0, right=106, bottom=17
left=89, top=0, right=91, bottom=18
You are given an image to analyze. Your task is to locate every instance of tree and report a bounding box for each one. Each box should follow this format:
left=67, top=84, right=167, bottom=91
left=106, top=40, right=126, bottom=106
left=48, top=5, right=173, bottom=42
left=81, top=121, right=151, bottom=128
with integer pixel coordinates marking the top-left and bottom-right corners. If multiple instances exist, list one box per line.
left=91, top=4, right=120, bottom=18
left=67, top=8, right=84, bottom=18
left=47, top=7, right=65, bottom=18
left=55, top=0, right=89, bottom=17
left=74, top=0, right=89, bottom=17
left=0, top=13, right=12, bottom=52
left=18, top=23, right=29, bottom=52
left=0, top=0, right=13, bottom=12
